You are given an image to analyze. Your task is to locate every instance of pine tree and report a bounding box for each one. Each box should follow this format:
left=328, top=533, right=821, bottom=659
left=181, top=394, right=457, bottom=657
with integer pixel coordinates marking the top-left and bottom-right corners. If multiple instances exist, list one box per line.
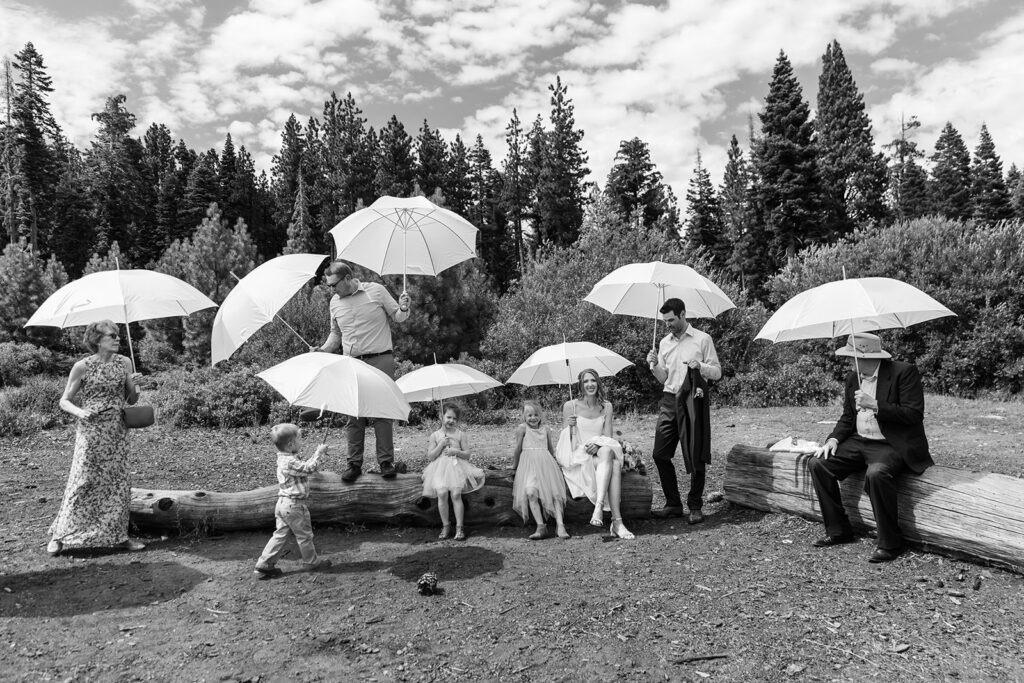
left=534, top=76, right=589, bottom=247
left=0, top=237, right=66, bottom=344
left=523, top=115, right=547, bottom=253
left=375, top=115, right=415, bottom=197
left=883, top=115, right=931, bottom=220
left=283, top=175, right=317, bottom=254
left=720, top=135, right=752, bottom=284
left=468, top=134, right=515, bottom=291
left=815, top=40, right=888, bottom=233
left=1007, top=164, right=1024, bottom=220
left=444, top=134, right=472, bottom=216
left=970, top=124, right=1013, bottom=223
left=178, top=150, right=220, bottom=233
left=49, top=148, right=96, bottom=276
left=415, top=120, right=448, bottom=199
left=605, top=137, right=676, bottom=231
left=270, top=114, right=305, bottom=236
left=500, top=109, right=528, bottom=273
left=82, top=240, right=130, bottom=274
left=929, top=122, right=972, bottom=220
left=684, top=151, right=727, bottom=269
left=753, top=51, right=827, bottom=267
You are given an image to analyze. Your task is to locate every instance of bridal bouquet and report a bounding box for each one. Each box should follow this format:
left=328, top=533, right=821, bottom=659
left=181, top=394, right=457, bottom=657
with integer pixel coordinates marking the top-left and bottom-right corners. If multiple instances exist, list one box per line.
left=615, top=432, right=647, bottom=475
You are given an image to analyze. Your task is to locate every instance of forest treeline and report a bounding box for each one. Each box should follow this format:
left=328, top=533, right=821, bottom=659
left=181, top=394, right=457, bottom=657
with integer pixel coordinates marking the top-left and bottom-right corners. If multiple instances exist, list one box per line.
left=1, top=39, right=1022, bottom=430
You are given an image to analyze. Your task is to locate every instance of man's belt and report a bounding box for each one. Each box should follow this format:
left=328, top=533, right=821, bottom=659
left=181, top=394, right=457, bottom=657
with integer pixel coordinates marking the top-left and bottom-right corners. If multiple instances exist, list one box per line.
left=353, top=349, right=393, bottom=361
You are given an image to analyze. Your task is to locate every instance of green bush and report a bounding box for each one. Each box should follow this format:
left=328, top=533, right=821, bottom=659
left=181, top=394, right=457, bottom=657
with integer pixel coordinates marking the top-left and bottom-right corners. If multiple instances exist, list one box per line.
left=0, top=342, right=69, bottom=387
left=716, top=354, right=839, bottom=408
left=150, top=365, right=285, bottom=428
left=769, top=217, right=1024, bottom=395
left=0, top=374, right=70, bottom=436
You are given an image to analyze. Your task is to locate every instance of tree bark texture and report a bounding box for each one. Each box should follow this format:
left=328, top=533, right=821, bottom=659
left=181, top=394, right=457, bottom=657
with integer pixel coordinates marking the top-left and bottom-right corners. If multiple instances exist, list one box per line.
left=130, top=470, right=652, bottom=532
left=724, top=445, right=1024, bottom=574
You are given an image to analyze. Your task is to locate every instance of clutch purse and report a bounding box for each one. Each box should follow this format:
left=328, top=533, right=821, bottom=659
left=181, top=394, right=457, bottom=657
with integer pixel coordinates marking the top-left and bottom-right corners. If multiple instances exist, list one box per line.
left=122, top=405, right=155, bottom=429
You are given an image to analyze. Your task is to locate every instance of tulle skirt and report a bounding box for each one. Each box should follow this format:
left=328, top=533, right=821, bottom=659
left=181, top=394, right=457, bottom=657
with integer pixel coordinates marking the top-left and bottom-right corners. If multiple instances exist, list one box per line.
left=421, top=455, right=485, bottom=497
left=555, top=428, right=623, bottom=510
left=512, top=447, right=568, bottom=523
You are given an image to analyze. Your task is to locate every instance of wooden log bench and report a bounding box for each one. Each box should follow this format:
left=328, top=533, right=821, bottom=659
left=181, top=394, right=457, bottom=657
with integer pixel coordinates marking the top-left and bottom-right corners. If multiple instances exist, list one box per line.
left=129, top=470, right=652, bottom=532
left=723, top=445, right=1024, bottom=574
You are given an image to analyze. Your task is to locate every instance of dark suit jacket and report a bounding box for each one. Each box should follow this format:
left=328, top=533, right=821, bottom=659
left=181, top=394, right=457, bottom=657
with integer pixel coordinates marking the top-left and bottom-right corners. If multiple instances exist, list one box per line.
left=828, top=359, right=933, bottom=474
left=679, top=366, right=712, bottom=473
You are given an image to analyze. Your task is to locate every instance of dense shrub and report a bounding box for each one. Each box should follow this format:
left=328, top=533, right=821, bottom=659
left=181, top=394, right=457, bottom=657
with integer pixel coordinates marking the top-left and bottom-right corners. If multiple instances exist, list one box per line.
left=769, top=217, right=1024, bottom=395
left=0, top=342, right=69, bottom=387
left=0, top=239, right=69, bottom=347
left=150, top=365, right=285, bottom=429
left=0, top=374, right=70, bottom=435
left=716, top=353, right=840, bottom=408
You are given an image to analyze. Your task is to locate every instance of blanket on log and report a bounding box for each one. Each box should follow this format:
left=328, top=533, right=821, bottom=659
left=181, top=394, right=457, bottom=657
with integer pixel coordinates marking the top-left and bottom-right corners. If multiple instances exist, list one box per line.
left=723, top=445, right=1024, bottom=574
left=130, top=469, right=652, bottom=532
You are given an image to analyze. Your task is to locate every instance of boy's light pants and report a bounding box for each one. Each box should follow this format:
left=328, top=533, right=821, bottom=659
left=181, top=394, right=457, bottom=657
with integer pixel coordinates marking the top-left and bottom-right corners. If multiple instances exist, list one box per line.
left=256, top=497, right=318, bottom=567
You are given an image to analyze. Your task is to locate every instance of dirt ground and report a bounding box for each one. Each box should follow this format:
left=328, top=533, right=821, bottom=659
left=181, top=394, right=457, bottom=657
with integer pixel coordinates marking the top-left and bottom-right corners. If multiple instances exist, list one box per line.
left=2, top=396, right=1024, bottom=682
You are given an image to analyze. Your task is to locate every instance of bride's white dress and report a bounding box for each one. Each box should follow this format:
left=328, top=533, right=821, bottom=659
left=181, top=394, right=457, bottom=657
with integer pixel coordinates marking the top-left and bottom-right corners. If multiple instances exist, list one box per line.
left=555, top=414, right=623, bottom=510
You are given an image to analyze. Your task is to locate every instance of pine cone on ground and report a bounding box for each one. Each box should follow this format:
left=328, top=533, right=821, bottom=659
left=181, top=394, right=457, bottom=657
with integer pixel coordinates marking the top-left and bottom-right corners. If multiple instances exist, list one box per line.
left=417, top=571, right=438, bottom=596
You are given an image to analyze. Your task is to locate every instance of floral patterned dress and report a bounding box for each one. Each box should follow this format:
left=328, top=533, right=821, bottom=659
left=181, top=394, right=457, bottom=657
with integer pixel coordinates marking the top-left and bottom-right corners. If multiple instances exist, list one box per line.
left=49, top=356, right=132, bottom=548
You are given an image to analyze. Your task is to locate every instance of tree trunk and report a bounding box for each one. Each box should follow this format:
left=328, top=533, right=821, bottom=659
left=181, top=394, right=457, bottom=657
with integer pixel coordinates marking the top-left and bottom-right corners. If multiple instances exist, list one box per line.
left=130, top=470, right=652, bottom=532
left=723, top=445, right=1024, bottom=574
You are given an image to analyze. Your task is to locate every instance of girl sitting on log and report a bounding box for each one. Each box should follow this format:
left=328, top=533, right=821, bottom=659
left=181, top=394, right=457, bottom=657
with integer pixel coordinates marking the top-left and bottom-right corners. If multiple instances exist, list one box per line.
left=422, top=403, right=485, bottom=541
left=511, top=400, right=570, bottom=540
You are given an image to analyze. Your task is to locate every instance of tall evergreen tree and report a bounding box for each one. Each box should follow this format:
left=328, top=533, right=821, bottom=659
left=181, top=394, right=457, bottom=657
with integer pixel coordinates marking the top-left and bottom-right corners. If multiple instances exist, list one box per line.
left=753, top=51, right=827, bottom=267
left=270, top=114, right=305, bottom=235
left=375, top=115, right=415, bottom=197
left=415, top=120, right=448, bottom=198
left=883, top=115, right=931, bottom=220
left=720, top=135, right=753, bottom=284
left=534, top=76, right=589, bottom=247
left=500, top=109, right=528, bottom=273
left=970, top=124, right=1013, bottom=223
left=178, top=150, right=220, bottom=233
left=605, top=137, right=676, bottom=231
left=929, top=122, right=972, bottom=220
left=523, top=114, right=547, bottom=252
left=444, top=134, right=472, bottom=216
left=1007, top=164, right=1024, bottom=220
left=684, top=151, right=727, bottom=269
left=283, top=175, right=317, bottom=254
left=815, top=40, right=888, bottom=233
left=468, top=134, right=514, bottom=291
left=49, top=147, right=94, bottom=275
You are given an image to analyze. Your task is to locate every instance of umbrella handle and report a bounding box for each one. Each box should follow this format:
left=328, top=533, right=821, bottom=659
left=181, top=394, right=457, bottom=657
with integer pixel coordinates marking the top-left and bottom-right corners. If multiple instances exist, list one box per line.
left=124, top=322, right=137, bottom=374
left=230, top=271, right=311, bottom=348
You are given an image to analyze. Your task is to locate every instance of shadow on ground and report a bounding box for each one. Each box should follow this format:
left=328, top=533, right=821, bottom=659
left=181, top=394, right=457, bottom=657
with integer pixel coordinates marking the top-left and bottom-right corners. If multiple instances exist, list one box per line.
left=0, top=560, right=207, bottom=617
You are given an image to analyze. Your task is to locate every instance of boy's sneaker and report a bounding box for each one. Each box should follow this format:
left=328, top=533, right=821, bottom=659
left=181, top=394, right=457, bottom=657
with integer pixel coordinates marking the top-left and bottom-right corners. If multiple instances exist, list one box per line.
left=253, top=564, right=283, bottom=580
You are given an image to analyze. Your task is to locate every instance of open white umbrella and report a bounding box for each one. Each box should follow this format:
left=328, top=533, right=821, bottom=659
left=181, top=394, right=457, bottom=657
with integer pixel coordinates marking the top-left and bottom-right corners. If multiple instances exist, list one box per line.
left=257, top=352, right=411, bottom=421
left=755, top=277, right=956, bottom=343
left=25, top=269, right=217, bottom=371
left=506, top=341, right=633, bottom=403
left=755, top=276, right=956, bottom=383
left=329, top=195, right=478, bottom=292
left=583, top=261, right=735, bottom=350
left=210, top=253, right=328, bottom=365
left=397, top=362, right=502, bottom=422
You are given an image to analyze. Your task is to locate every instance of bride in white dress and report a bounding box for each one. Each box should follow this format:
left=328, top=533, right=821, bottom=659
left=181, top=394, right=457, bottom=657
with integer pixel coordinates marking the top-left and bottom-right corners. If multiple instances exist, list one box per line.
left=555, top=369, right=635, bottom=539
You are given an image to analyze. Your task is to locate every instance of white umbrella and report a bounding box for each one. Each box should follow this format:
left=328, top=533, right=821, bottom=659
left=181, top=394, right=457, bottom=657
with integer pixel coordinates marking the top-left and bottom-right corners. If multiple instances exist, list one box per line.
left=506, top=341, right=633, bottom=403
left=210, top=253, right=328, bottom=365
left=257, top=352, right=410, bottom=421
left=755, top=277, right=956, bottom=343
left=397, top=362, right=502, bottom=423
left=583, top=261, right=735, bottom=350
left=329, top=195, right=478, bottom=292
left=25, top=269, right=217, bottom=371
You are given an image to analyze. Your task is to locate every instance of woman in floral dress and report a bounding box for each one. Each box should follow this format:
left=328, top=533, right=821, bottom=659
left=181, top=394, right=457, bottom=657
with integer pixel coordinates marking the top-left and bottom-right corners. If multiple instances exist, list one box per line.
left=47, top=320, right=145, bottom=556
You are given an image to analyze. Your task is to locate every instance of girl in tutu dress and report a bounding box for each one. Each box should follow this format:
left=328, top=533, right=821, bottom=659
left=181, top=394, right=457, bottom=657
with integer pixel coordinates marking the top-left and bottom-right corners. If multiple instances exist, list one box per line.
left=422, top=403, right=485, bottom=541
left=511, top=400, right=569, bottom=540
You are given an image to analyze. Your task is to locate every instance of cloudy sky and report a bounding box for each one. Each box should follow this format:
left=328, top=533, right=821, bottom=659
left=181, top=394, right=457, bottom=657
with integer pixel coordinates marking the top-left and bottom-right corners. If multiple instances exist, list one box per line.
left=2, top=0, right=1022, bottom=205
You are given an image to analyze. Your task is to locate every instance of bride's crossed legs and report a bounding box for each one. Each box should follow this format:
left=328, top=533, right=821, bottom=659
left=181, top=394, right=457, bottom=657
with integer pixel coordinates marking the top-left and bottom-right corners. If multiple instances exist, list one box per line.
left=590, top=445, right=635, bottom=539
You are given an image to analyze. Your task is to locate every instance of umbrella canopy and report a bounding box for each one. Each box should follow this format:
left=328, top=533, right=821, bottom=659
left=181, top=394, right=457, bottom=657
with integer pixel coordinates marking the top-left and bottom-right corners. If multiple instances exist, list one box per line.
left=755, top=277, right=956, bottom=343
left=506, top=341, right=633, bottom=388
left=584, top=261, right=735, bottom=320
left=396, top=363, right=502, bottom=403
left=211, top=253, right=328, bottom=365
left=25, top=269, right=216, bottom=328
left=329, top=195, right=478, bottom=289
left=257, top=352, right=410, bottom=420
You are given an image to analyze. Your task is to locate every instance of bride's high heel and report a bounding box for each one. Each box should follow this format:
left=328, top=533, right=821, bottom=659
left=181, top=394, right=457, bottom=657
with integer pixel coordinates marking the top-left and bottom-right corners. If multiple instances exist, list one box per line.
left=589, top=505, right=604, bottom=528
left=611, top=518, right=635, bottom=540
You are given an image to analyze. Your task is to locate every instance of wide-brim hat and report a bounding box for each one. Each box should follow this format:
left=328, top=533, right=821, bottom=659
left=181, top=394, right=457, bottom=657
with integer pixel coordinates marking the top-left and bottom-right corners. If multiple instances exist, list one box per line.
left=834, top=332, right=891, bottom=359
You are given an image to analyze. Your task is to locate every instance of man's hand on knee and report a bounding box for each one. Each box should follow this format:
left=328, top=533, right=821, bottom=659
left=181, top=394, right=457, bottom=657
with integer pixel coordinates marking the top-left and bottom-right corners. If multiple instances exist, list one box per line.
left=814, top=438, right=838, bottom=459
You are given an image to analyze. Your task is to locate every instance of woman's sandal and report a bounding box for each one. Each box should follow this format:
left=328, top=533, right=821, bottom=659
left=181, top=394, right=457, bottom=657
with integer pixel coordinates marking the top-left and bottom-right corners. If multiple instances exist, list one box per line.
left=589, top=507, right=604, bottom=528
left=46, top=539, right=62, bottom=556
left=611, top=519, right=635, bottom=540
left=438, top=525, right=452, bottom=540
left=454, top=527, right=467, bottom=541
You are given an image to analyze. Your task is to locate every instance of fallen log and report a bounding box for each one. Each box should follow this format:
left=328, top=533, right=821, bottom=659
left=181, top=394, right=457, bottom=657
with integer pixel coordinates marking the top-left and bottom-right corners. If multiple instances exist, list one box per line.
left=130, top=469, right=652, bottom=532
left=723, top=445, right=1024, bottom=574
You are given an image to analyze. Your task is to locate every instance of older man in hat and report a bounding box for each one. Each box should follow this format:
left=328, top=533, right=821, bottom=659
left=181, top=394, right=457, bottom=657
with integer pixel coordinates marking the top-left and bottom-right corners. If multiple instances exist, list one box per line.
left=808, top=332, right=932, bottom=563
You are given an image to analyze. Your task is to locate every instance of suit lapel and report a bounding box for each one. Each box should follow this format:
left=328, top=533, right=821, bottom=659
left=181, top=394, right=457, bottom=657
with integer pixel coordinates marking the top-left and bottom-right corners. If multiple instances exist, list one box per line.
left=877, top=360, right=893, bottom=402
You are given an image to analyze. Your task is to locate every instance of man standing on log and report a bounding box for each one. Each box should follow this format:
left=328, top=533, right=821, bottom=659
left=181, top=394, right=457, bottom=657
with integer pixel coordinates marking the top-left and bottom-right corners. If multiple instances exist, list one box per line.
left=313, top=261, right=411, bottom=482
left=809, top=333, right=932, bottom=563
left=646, top=297, right=721, bottom=524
